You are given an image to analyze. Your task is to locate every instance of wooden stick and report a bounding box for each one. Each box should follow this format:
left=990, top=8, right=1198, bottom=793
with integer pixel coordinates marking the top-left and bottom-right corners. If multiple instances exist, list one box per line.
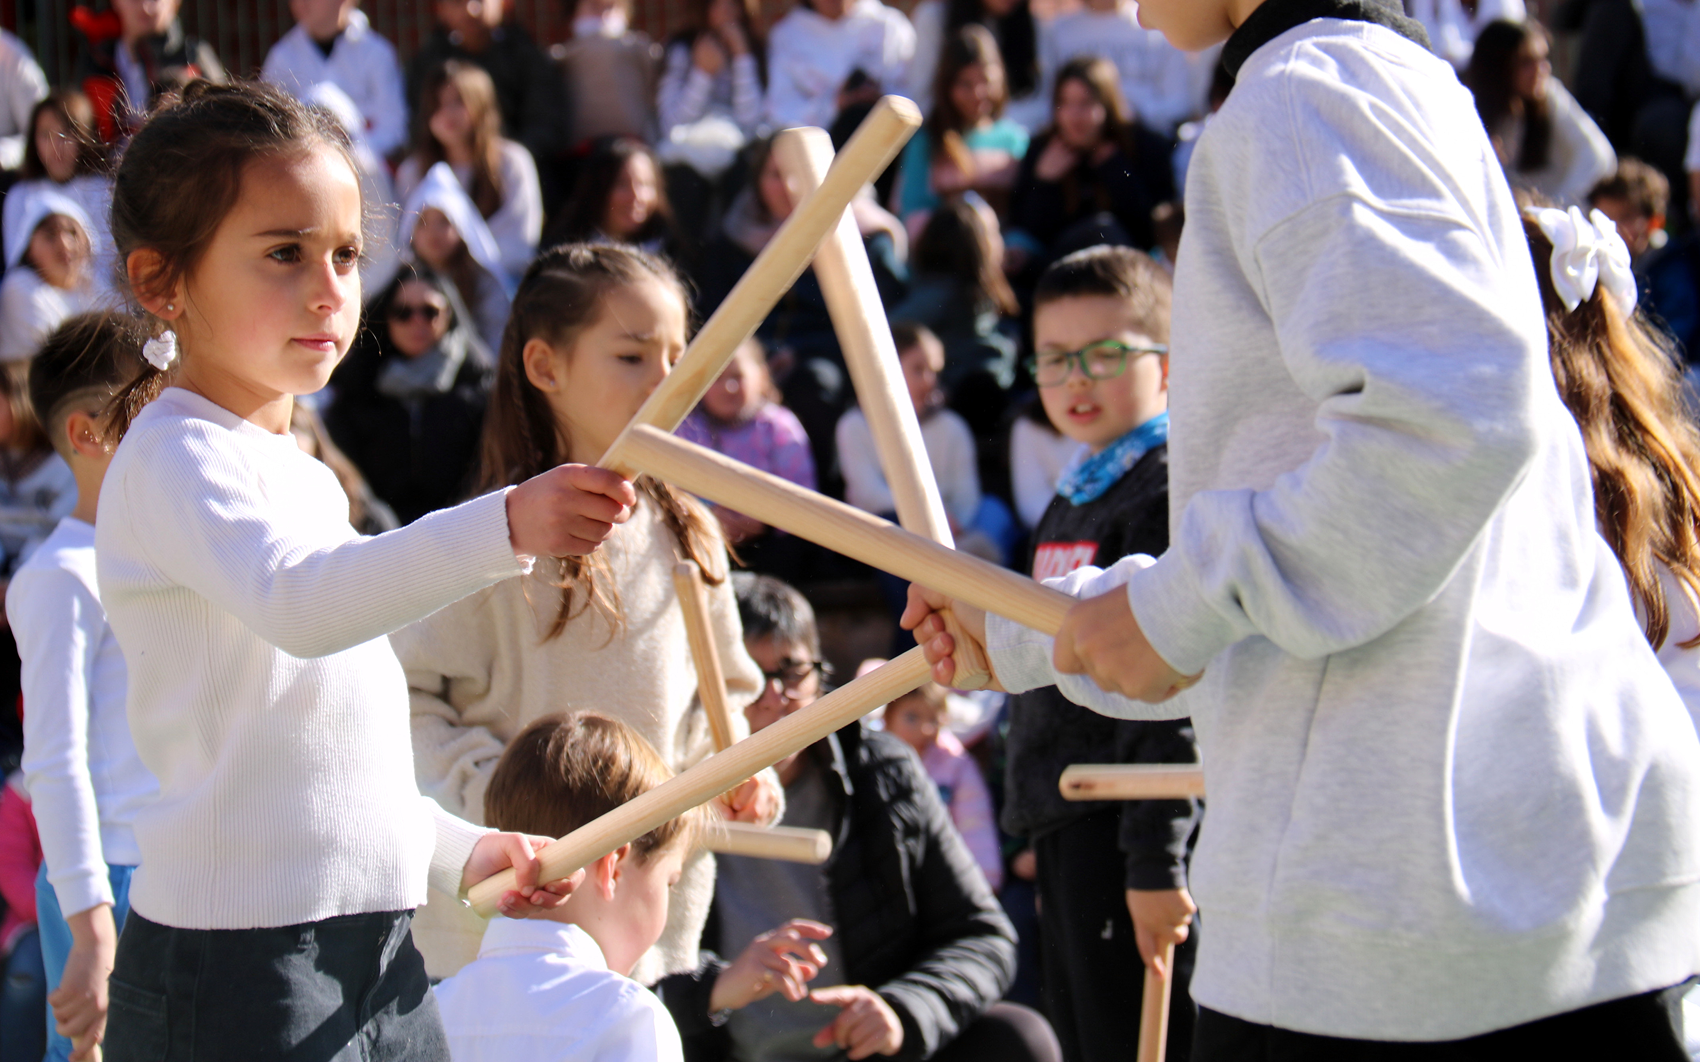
left=673, top=560, right=737, bottom=753
left=770, top=129, right=992, bottom=690
left=705, top=820, right=833, bottom=864
left=1137, top=942, right=1175, bottom=1062
left=599, top=97, right=922, bottom=478
left=468, top=649, right=933, bottom=915
left=619, top=424, right=1077, bottom=636
left=1058, top=765, right=1206, bottom=802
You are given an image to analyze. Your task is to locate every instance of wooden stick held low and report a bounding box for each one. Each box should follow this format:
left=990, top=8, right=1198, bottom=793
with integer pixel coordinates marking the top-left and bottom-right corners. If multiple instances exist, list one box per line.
left=673, top=560, right=737, bottom=753
left=598, top=97, right=922, bottom=478
left=620, top=425, right=1077, bottom=636
left=1137, top=942, right=1176, bottom=1062
left=467, top=649, right=932, bottom=916
left=705, top=820, right=833, bottom=864
left=771, top=129, right=992, bottom=690
left=1058, top=765, right=1206, bottom=802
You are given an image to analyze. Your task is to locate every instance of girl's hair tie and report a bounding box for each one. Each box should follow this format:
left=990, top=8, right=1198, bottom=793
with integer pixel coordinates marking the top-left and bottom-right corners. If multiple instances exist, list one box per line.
left=142, top=330, right=178, bottom=371
left=1527, top=204, right=1638, bottom=319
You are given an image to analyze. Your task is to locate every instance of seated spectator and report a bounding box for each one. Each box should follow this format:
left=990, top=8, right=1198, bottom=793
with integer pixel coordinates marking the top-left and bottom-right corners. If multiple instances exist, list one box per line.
left=408, top=0, right=563, bottom=182
left=1038, top=0, right=1193, bottom=137
left=1408, top=0, right=1526, bottom=70
left=0, top=190, right=103, bottom=364
left=324, top=263, right=494, bottom=525
left=262, top=0, right=409, bottom=159
left=560, top=0, right=662, bottom=146
left=1466, top=19, right=1616, bottom=208
left=398, top=60, right=542, bottom=281
left=550, top=137, right=680, bottom=259
left=1009, top=55, right=1175, bottom=271
left=883, top=682, right=1003, bottom=891
left=396, top=161, right=514, bottom=354
left=4, top=92, right=113, bottom=291
left=71, top=0, right=225, bottom=143
left=1008, top=395, right=1081, bottom=532
left=895, top=26, right=1029, bottom=235
left=0, top=362, right=75, bottom=579
left=0, top=28, right=47, bottom=171
left=889, top=195, right=1019, bottom=437
left=680, top=337, right=817, bottom=581
left=1590, top=158, right=1670, bottom=266
left=764, top=0, right=915, bottom=131
left=906, top=0, right=1042, bottom=129
left=657, top=574, right=1060, bottom=1062
left=0, top=771, right=44, bottom=1062
left=699, top=136, right=907, bottom=487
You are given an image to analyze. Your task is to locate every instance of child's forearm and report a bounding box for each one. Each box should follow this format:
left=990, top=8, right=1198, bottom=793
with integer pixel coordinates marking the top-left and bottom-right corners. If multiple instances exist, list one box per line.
left=66, top=903, right=117, bottom=949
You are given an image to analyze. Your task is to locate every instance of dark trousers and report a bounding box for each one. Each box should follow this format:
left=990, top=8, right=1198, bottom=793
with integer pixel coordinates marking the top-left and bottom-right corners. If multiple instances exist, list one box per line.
left=1036, top=811, right=1196, bottom=1062
left=106, top=910, right=448, bottom=1062
left=934, top=1002, right=1064, bottom=1062
left=1194, top=981, right=1693, bottom=1061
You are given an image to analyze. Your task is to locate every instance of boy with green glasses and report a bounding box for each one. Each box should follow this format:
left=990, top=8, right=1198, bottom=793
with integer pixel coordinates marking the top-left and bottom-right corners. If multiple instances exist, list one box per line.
left=1012, top=246, right=1201, bottom=1061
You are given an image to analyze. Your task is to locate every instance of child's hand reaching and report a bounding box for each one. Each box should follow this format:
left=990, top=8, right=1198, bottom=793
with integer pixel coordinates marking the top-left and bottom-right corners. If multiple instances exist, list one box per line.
left=717, top=772, right=781, bottom=824
left=710, top=919, right=833, bottom=1012
left=810, top=985, right=905, bottom=1059
left=1125, top=887, right=1196, bottom=979
left=505, top=465, right=636, bottom=559
left=50, top=904, right=117, bottom=1062
left=1052, top=588, right=1197, bottom=702
left=901, top=585, right=1000, bottom=691
left=461, top=832, right=585, bottom=919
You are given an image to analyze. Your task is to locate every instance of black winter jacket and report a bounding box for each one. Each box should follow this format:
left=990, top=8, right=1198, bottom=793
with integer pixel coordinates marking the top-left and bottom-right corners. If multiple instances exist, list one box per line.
left=657, top=724, right=1016, bottom=1062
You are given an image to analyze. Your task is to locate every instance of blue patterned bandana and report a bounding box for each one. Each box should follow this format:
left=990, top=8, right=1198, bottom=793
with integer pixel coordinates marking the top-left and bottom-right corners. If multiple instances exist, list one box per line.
left=1055, top=413, right=1170, bottom=506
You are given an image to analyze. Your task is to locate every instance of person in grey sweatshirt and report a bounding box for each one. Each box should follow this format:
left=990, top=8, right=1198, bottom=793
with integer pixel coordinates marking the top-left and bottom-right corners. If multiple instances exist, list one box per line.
left=902, top=0, right=1700, bottom=1057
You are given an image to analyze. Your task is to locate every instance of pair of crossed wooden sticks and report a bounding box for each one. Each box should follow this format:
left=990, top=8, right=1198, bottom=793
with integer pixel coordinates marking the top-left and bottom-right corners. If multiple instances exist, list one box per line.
left=465, top=97, right=1203, bottom=1062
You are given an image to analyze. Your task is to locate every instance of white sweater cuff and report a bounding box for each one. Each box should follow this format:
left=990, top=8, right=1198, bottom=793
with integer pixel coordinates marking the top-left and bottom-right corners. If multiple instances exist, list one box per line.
left=48, top=866, right=115, bottom=921
left=427, top=798, right=492, bottom=899
left=1125, top=553, right=1241, bottom=677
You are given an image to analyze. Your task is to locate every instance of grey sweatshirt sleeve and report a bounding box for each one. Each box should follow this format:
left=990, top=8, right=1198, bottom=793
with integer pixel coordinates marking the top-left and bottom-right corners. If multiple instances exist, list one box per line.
left=1127, top=195, right=1546, bottom=677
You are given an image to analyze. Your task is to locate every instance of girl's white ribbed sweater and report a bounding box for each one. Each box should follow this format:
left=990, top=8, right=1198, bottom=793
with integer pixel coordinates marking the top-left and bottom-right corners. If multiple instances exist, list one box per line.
left=95, top=388, right=526, bottom=930
left=401, top=496, right=765, bottom=981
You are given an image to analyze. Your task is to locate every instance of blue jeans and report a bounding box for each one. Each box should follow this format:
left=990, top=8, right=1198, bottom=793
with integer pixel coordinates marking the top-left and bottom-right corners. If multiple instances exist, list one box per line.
left=0, top=925, right=45, bottom=1062
left=106, top=909, right=447, bottom=1062
left=37, top=863, right=134, bottom=1062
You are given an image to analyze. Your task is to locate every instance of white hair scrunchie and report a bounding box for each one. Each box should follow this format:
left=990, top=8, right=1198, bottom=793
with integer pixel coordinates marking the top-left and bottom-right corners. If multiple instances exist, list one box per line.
left=142, top=330, right=178, bottom=372
left=1528, top=205, right=1638, bottom=318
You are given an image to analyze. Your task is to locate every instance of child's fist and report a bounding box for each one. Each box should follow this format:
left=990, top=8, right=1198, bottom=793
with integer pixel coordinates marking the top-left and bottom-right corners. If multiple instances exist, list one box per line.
left=1052, top=588, right=1197, bottom=702
left=1125, top=887, right=1196, bottom=978
left=810, top=985, right=905, bottom=1059
left=717, top=772, right=781, bottom=824
left=506, top=464, right=636, bottom=559
left=900, top=585, right=997, bottom=690
left=710, top=919, right=832, bottom=1012
left=462, top=832, right=584, bottom=919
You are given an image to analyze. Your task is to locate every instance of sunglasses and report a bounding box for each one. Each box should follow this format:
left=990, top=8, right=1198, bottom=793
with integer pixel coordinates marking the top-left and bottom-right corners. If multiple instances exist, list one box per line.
left=389, top=303, right=443, bottom=324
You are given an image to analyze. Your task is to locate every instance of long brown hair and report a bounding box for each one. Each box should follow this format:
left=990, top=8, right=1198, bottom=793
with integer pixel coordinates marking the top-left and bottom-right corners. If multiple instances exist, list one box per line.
left=1048, top=56, right=1138, bottom=217
left=912, top=196, right=1017, bottom=316
left=1466, top=20, right=1552, bottom=173
left=1525, top=214, right=1700, bottom=650
left=413, top=61, right=507, bottom=219
left=20, top=90, right=106, bottom=182
left=927, top=25, right=1007, bottom=179
left=477, top=242, right=726, bottom=640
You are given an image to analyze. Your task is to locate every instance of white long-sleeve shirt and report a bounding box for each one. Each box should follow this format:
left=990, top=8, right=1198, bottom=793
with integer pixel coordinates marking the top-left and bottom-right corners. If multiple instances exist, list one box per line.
left=987, top=16, right=1700, bottom=1041
left=764, top=0, right=915, bottom=131
left=0, top=30, right=46, bottom=171
left=437, top=919, right=685, bottom=1062
left=657, top=43, right=764, bottom=140
left=261, top=9, right=410, bottom=158
left=836, top=405, right=979, bottom=529
left=95, top=388, right=525, bottom=930
left=12, top=518, right=156, bottom=919
left=1040, top=3, right=1196, bottom=135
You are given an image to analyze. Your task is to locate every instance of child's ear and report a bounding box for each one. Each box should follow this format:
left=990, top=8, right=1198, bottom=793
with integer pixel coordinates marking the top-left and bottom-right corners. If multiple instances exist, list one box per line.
left=522, top=338, right=566, bottom=393
left=63, top=410, right=109, bottom=460
left=126, top=249, right=183, bottom=321
left=596, top=843, right=633, bottom=899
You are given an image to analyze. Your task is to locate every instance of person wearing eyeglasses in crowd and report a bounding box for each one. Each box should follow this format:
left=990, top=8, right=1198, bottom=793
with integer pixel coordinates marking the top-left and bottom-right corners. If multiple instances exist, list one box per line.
left=322, top=263, right=496, bottom=524
left=656, top=572, right=1061, bottom=1062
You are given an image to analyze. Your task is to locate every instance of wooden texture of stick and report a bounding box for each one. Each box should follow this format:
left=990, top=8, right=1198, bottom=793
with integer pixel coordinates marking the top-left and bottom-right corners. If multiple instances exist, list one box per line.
left=468, top=649, right=933, bottom=915
left=770, top=129, right=992, bottom=690
left=705, top=820, right=833, bottom=864
left=1138, top=942, right=1176, bottom=1062
left=620, top=424, right=1077, bottom=636
left=673, top=560, right=737, bottom=753
left=1058, top=765, right=1206, bottom=801
left=598, top=97, right=922, bottom=478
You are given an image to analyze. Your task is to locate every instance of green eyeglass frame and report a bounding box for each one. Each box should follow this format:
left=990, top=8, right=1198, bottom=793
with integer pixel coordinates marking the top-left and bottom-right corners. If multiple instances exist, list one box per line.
left=1025, top=340, right=1168, bottom=387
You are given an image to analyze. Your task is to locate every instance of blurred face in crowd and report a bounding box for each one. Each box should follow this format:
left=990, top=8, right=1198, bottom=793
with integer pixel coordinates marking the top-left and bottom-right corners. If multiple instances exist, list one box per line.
left=1591, top=194, right=1658, bottom=258
left=114, top=0, right=178, bottom=41
left=436, top=0, right=504, bottom=35
left=525, top=274, right=685, bottom=464
left=1513, top=31, right=1551, bottom=101
left=604, top=152, right=661, bottom=239
left=1034, top=294, right=1167, bottom=452
left=702, top=340, right=765, bottom=422
left=884, top=695, right=941, bottom=756
left=29, top=215, right=91, bottom=291
left=429, top=84, right=474, bottom=152
left=707, top=0, right=745, bottom=33
left=1054, top=77, right=1107, bottom=150
left=411, top=208, right=464, bottom=271
left=290, top=0, right=357, bottom=40
left=387, top=280, right=451, bottom=358
left=757, top=152, right=794, bottom=223
left=33, top=109, right=81, bottom=184
left=980, top=0, right=1018, bottom=16
left=899, top=336, right=944, bottom=418
left=744, top=633, right=823, bottom=781
left=949, top=61, right=1002, bottom=127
